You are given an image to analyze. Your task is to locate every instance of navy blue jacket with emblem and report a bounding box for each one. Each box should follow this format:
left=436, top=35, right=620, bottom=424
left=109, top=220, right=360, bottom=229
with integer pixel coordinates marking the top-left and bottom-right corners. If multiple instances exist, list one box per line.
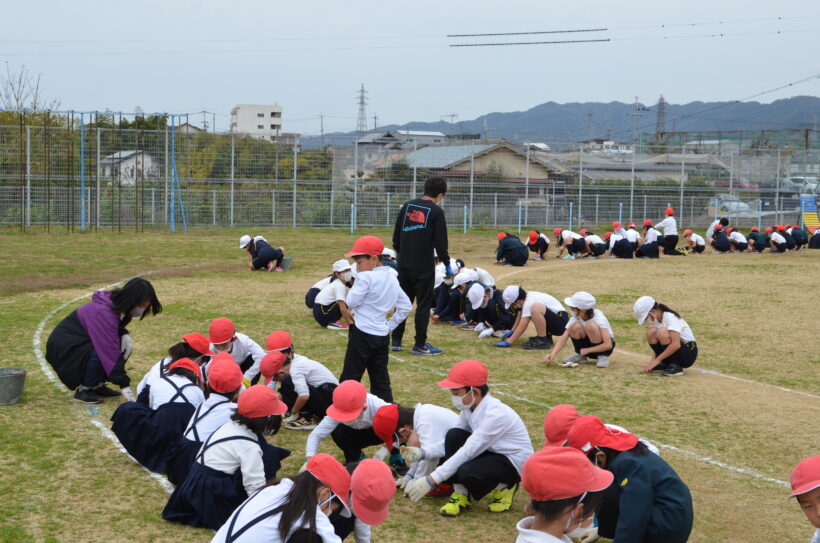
left=393, top=197, right=449, bottom=272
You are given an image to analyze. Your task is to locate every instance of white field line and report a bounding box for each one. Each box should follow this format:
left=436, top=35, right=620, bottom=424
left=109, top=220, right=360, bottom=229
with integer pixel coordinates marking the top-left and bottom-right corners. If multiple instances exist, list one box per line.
left=614, top=347, right=820, bottom=401
left=32, top=274, right=174, bottom=495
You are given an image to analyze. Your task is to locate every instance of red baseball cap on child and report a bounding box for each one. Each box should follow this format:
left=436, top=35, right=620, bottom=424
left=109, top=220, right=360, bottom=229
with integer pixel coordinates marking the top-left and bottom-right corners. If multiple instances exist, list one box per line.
left=751, top=226, right=759, bottom=232
left=553, top=228, right=563, bottom=237
left=565, top=415, right=639, bottom=453
left=683, top=229, right=693, bottom=236
left=169, top=358, right=202, bottom=381
left=579, top=228, right=588, bottom=235
left=372, top=404, right=399, bottom=449
left=437, top=360, right=488, bottom=388
left=643, top=219, right=652, bottom=227
left=544, top=404, right=580, bottom=447
left=522, top=446, right=614, bottom=501
left=665, top=207, right=674, bottom=215
left=182, top=333, right=215, bottom=356
left=345, top=236, right=384, bottom=257
left=603, top=232, right=612, bottom=240
left=789, top=456, right=820, bottom=497
left=613, top=221, right=621, bottom=229
left=209, top=317, right=235, bottom=344
left=725, top=227, right=734, bottom=234
left=497, top=232, right=506, bottom=241
left=237, top=385, right=287, bottom=418
left=266, top=330, right=292, bottom=352
left=207, top=353, right=243, bottom=393
left=351, top=459, right=396, bottom=525
left=306, top=453, right=351, bottom=510
left=327, top=380, right=368, bottom=422
left=528, top=231, right=538, bottom=244
left=628, top=222, right=636, bottom=228
left=714, top=224, right=723, bottom=230
left=765, top=227, right=773, bottom=234
left=260, top=352, right=288, bottom=385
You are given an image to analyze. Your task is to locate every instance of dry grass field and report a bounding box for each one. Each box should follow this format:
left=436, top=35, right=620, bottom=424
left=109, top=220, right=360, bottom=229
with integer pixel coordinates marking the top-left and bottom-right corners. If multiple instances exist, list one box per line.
left=0, top=227, right=818, bottom=543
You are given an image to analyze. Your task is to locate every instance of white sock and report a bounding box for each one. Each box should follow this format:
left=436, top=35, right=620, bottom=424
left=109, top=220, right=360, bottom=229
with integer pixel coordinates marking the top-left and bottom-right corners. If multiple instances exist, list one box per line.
left=494, top=483, right=507, bottom=490
left=454, top=484, right=468, bottom=496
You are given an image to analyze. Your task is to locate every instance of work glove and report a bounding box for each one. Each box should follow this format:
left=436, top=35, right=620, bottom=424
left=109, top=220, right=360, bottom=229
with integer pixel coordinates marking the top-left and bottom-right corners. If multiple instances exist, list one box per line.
left=494, top=341, right=511, bottom=348
left=399, top=446, right=425, bottom=465
left=570, top=526, right=599, bottom=543
left=395, top=474, right=412, bottom=489
left=372, top=445, right=391, bottom=462
left=444, top=264, right=454, bottom=278
left=501, top=330, right=513, bottom=339
left=120, top=334, right=133, bottom=361
left=474, top=323, right=486, bottom=333
left=121, top=387, right=135, bottom=402
left=405, top=476, right=434, bottom=502
left=478, top=328, right=494, bottom=339
left=283, top=412, right=299, bottom=424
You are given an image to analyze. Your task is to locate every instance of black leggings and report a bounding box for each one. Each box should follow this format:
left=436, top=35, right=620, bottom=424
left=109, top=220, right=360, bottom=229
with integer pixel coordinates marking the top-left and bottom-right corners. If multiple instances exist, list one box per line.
left=571, top=336, right=615, bottom=359
left=440, top=428, right=520, bottom=499
left=650, top=340, right=698, bottom=368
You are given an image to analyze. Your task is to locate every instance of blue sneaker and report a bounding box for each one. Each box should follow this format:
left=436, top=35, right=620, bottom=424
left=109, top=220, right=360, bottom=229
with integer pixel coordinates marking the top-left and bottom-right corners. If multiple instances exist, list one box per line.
left=412, top=343, right=443, bottom=356
left=439, top=316, right=453, bottom=323
left=450, top=320, right=466, bottom=325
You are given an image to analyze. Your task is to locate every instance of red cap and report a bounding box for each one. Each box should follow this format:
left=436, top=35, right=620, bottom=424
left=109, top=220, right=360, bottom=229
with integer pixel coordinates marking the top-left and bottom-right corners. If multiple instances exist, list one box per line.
left=327, top=380, right=368, bottom=422
left=209, top=317, right=235, bottom=344
left=627, top=222, right=636, bottom=228
left=665, top=207, right=674, bottom=215
left=789, top=456, right=820, bottom=497
left=683, top=229, right=692, bottom=236
left=528, top=231, right=538, bottom=244
left=169, top=358, right=202, bottom=381
left=579, top=228, right=588, bottom=235
left=260, top=352, right=288, bottom=385
left=351, top=459, right=395, bottom=525
left=785, top=224, right=792, bottom=229
left=266, top=330, right=292, bottom=352
left=183, top=333, right=215, bottom=356
left=765, top=227, right=773, bottom=234
left=777, top=224, right=786, bottom=231
left=566, top=415, right=639, bottom=453
left=237, top=385, right=287, bottom=418
left=437, top=360, right=488, bottom=389
left=522, top=447, right=614, bottom=501
left=613, top=221, right=621, bottom=229
left=207, top=353, right=243, bottom=393
left=544, top=404, right=579, bottom=447
left=345, top=235, right=384, bottom=257
left=725, top=227, right=733, bottom=234
left=553, top=228, right=562, bottom=237
left=642, top=219, right=652, bottom=227
left=497, top=232, right=506, bottom=241
left=306, top=453, right=351, bottom=509
left=372, top=404, right=399, bottom=449
left=603, top=232, right=612, bottom=240
left=714, top=224, right=723, bottom=230
left=750, top=226, right=759, bottom=232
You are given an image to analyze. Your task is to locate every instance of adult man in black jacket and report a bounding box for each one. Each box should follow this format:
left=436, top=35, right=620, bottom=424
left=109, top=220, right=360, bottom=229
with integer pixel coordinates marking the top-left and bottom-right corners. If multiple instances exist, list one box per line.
left=391, top=177, right=450, bottom=355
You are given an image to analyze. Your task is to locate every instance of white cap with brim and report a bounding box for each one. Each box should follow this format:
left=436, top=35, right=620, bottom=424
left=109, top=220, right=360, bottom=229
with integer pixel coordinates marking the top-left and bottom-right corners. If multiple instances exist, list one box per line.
left=633, top=295, right=656, bottom=324
left=382, top=248, right=397, bottom=259
left=467, top=283, right=486, bottom=309
left=502, top=285, right=520, bottom=309
left=332, top=259, right=352, bottom=273
left=452, top=269, right=478, bottom=289
left=239, top=235, right=252, bottom=249
left=564, top=291, right=596, bottom=310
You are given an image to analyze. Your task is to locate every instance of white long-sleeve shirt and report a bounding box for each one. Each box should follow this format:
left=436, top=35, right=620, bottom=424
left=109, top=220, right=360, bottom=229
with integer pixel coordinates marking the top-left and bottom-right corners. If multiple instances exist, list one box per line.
left=430, top=393, right=533, bottom=482
left=689, top=233, right=706, bottom=246
left=408, top=403, right=460, bottom=478
left=212, top=478, right=341, bottom=543
left=729, top=231, right=748, bottom=244
left=770, top=231, right=787, bottom=245
left=644, top=227, right=660, bottom=244
left=613, top=227, right=628, bottom=238
left=208, top=332, right=267, bottom=383
left=305, top=394, right=390, bottom=458
left=608, top=234, right=625, bottom=251
left=182, top=393, right=236, bottom=443
left=472, top=267, right=496, bottom=288
left=585, top=234, right=605, bottom=246
left=310, top=276, right=333, bottom=291
left=655, top=216, right=678, bottom=236
left=148, top=374, right=205, bottom=410
left=287, top=354, right=339, bottom=397
left=625, top=229, right=641, bottom=243
left=136, top=356, right=171, bottom=397
left=200, top=420, right=266, bottom=495
left=345, top=266, right=411, bottom=336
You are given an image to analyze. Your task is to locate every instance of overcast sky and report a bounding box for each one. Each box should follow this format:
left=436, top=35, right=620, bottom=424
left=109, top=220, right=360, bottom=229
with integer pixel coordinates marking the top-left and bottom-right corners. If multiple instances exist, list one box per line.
left=3, top=0, right=819, bottom=134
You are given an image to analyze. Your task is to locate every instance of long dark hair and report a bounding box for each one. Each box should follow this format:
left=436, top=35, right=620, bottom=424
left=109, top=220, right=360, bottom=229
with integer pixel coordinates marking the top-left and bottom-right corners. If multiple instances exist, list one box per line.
left=529, top=490, right=606, bottom=524
left=654, top=302, right=681, bottom=319
left=167, top=367, right=200, bottom=385
left=231, top=411, right=282, bottom=435
left=271, top=471, right=329, bottom=542
left=167, top=341, right=202, bottom=362
left=110, top=278, right=161, bottom=320
left=586, top=441, right=649, bottom=467
left=578, top=308, right=596, bottom=321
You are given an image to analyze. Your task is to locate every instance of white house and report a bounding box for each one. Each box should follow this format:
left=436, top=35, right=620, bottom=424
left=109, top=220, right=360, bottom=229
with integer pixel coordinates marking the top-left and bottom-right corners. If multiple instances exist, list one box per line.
left=99, top=151, right=158, bottom=185
left=230, top=104, right=283, bottom=141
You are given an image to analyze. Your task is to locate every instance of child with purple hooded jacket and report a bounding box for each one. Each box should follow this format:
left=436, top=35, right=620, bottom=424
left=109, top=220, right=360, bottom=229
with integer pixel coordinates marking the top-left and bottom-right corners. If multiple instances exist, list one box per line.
left=46, top=277, right=162, bottom=403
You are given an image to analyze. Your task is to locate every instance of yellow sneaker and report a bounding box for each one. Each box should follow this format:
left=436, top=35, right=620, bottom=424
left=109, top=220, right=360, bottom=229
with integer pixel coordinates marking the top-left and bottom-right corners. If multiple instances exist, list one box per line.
left=439, top=491, right=471, bottom=517
left=488, top=483, right=518, bottom=513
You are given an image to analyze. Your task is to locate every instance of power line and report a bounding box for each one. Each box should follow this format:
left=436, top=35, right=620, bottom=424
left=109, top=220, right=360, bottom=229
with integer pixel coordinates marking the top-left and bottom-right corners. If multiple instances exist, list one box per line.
left=448, top=28, right=606, bottom=38
left=451, top=38, right=610, bottom=48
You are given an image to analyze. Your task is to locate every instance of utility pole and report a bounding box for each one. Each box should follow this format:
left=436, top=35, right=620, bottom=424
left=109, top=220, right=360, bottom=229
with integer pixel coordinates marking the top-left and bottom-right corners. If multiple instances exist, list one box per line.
left=656, top=95, right=666, bottom=134
left=319, top=113, right=325, bottom=146
left=442, top=114, right=458, bottom=135
left=587, top=109, right=593, bottom=140
left=373, top=115, right=378, bottom=131
left=202, top=111, right=208, bottom=132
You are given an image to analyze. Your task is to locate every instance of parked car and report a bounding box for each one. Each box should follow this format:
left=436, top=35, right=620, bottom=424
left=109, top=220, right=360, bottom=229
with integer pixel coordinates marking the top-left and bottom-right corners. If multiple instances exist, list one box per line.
left=713, top=178, right=758, bottom=190
left=708, top=194, right=752, bottom=215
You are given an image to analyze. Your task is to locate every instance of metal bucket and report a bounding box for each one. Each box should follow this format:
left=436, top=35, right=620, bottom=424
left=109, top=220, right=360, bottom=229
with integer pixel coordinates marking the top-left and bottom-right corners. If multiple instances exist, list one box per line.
left=280, top=256, right=293, bottom=271
left=0, top=368, right=26, bottom=405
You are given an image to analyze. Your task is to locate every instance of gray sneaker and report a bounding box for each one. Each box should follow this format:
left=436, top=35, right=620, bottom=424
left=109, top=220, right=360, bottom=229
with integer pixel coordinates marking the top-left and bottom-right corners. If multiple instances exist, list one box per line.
left=562, top=353, right=588, bottom=365
left=596, top=355, right=610, bottom=368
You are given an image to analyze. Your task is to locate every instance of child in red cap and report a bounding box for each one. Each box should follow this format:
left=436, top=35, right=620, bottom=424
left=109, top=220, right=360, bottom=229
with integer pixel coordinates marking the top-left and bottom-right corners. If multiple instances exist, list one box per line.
left=213, top=453, right=350, bottom=542
left=135, top=332, right=213, bottom=405
left=711, top=223, right=732, bottom=253
left=625, top=222, right=642, bottom=251
left=526, top=230, right=550, bottom=260
left=554, top=228, right=587, bottom=260
left=565, top=415, right=693, bottom=542
left=495, top=232, right=529, bottom=266
left=636, top=220, right=660, bottom=258
left=207, top=317, right=267, bottom=384
left=655, top=207, right=684, bottom=255
left=340, top=236, right=412, bottom=401
left=789, top=456, right=820, bottom=543
left=163, top=385, right=290, bottom=530
left=405, top=360, right=534, bottom=517
left=769, top=226, right=788, bottom=253
left=682, top=229, right=706, bottom=254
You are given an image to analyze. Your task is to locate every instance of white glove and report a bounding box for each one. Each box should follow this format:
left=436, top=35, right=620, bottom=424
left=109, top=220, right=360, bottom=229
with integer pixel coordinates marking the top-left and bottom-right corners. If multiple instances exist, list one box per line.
left=474, top=323, right=486, bottom=333
left=399, top=446, right=425, bottom=465
left=395, top=474, right=412, bottom=489
left=478, top=328, right=494, bottom=339
left=405, top=476, right=434, bottom=502
left=372, top=445, right=391, bottom=462
left=121, top=386, right=135, bottom=402
left=283, top=412, right=299, bottom=424
left=120, top=334, right=133, bottom=361
left=570, top=526, right=599, bottom=543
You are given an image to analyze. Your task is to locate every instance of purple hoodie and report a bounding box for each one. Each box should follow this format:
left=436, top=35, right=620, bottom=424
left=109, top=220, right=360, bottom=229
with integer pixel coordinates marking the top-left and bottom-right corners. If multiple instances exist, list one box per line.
left=76, top=291, right=123, bottom=376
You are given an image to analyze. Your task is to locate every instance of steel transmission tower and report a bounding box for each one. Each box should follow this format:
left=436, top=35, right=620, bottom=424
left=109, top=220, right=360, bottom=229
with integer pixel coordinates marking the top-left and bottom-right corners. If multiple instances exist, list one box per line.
left=656, top=95, right=667, bottom=134
left=356, top=84, right=368, bottom=137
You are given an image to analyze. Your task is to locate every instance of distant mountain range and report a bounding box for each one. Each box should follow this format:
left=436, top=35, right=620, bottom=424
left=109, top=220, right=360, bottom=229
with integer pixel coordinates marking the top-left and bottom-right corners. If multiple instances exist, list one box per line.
left=303, top=95, right=820, bottom=148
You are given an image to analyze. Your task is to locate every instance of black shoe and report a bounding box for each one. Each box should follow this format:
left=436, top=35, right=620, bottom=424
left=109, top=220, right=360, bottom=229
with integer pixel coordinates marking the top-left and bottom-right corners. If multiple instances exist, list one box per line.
left=93, top=385, right=122, bottom=398
left=522, top=336, right=551, bottom=350
left=662, top=364, right=684, bottom=376
left=389, top=453, right=409, bottom=476
left=74, top=389, right=102, bottom=404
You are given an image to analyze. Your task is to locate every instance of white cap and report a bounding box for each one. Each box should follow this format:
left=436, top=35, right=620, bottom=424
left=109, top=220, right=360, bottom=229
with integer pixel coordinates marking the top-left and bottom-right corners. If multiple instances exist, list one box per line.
left=382, top=248, right=397, bottom=260
left=253, top=235, right=268, bottom=243
left=350, top=261, right=358, bottom=278
left=502, top=285, right=520, bottom=309
left=239, top=235, right=252, bottom=249
left=452, top=269, right=478, bottom=289
left=633, top=296, right=656, bottom=324
left=564, top=291, right=596, bottom=310
left=332, top=259, right=352, bottom=273
left=467, top=283, right=486, bottom=309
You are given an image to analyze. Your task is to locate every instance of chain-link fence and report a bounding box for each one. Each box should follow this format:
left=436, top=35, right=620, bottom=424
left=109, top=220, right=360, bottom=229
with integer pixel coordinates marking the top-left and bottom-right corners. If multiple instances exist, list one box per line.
left=1, top=111, right=816, bottom=232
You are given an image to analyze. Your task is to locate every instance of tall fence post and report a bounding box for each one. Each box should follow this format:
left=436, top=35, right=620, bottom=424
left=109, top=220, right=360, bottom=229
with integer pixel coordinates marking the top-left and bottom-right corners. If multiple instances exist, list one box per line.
left=595, top=194, right=599, bottom=225
left=568, top=202, right=573, bottom=231
left=212, top=189, right=217, bottom=225
left=690, top=195, right=694, bottom=225
left=272, top=191, right=276, bottom=226
left=469, top=140, right=475, bottom=227
left=524, top=145, right=530, bottom=226
left=96, top=125, right=101, bottom=228
left=517, top=201, right=522, bottom=234
left=164, top=126, right=169, bottom=226
left=350, top=204, right=356, bottom=233
left=618, top=202, right=623, bottom=225
left=386, top=193, right=391, bottom=227
left=643, top=193, right=647, bottom=220
left=230, top=134, right=235, bottom=226
left=292, top=139, right=298, bottom=229
left=758, top=199, right=763, bottom=231
left=25, top=126, right=31, bottom=227
left=80, top=115, right=85, bottom=231
left=151, top=188, right=155, bottom=226
left=578, top=145, right=584, bottom=225
left=463, top=205, right=468, bottom=234
left=493, top=194, right=498, bottom=227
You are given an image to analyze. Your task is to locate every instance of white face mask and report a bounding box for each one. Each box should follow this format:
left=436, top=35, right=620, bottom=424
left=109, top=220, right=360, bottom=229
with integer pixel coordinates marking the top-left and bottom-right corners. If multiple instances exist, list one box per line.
left=130, top=306, right=146, bottom=318
left=341, top=271, right=352, bottom=282
left=451, top=390, right=474, bottom=411
left=567, top=523, right=587, bottom=538
left=563, top=492, right=587, bottom=534
left=318, top=492, right=336, bottom=515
